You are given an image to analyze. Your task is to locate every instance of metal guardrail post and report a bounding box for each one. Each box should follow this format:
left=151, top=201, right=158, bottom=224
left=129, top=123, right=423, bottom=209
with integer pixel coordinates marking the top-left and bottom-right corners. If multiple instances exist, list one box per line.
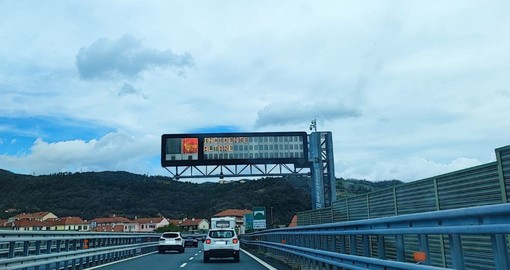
left=377, top=235, right=385, bottom=259
left=8, top=241, right=15, bottom=258
left=362, top=235, right=369, bottom=257
left=418, top=234, right=431, bottom=265
left=396, top=235, right=405, bottom=262
left=349, top=235, right=356, bottom=255
left=491, top=234, right=509, bottom=270
left=449, top=234, right=465, bottom=269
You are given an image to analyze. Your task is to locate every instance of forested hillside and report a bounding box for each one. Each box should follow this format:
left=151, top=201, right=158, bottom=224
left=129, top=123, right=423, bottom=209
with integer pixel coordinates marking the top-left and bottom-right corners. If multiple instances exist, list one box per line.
left=0, top=169, right=402, bottom=226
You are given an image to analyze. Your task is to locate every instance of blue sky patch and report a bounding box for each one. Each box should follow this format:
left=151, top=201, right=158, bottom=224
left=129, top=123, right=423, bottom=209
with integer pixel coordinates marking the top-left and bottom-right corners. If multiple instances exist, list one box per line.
left=187, top=125, right=242, bottom=134
left=0, top=116, right=114, bottom=155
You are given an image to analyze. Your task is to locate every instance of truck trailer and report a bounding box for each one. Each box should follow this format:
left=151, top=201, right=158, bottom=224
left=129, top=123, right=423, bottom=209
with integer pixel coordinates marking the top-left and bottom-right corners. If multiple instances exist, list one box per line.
left=211, top=217, right=236, bottom=229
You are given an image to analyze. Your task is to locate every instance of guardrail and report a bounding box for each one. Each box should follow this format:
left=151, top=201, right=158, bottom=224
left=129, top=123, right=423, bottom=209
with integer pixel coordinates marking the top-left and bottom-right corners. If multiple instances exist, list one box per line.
left=0, top=231, right=160, bottom=270
left=242, top=203, right=510, bottom=270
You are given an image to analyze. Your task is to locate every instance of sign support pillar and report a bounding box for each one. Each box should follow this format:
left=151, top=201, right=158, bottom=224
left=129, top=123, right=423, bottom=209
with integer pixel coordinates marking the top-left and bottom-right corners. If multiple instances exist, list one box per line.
left=309, top=131, right=337, bottom=209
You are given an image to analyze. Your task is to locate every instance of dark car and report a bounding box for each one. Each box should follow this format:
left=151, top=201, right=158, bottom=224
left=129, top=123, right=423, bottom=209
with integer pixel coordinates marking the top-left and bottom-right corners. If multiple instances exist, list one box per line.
left=194, top=234, right=206, bottom=242
left=183, top=235, right=198, bottom=247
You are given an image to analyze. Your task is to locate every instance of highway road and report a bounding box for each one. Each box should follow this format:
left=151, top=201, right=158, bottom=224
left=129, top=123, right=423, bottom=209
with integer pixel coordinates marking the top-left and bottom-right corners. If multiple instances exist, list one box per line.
left=94, top=243, right=291, bottom=270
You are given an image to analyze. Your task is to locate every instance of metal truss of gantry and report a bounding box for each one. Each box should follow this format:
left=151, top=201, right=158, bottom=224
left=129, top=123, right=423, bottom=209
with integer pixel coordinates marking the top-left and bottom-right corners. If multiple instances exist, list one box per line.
left=163, top=164, right=310, bottom=180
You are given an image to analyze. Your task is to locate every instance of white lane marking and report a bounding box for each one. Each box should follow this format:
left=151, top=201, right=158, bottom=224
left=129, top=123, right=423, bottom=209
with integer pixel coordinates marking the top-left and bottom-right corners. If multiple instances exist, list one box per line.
left=180, top=263, right=187, bottom=268
left=189, top=256, right=194, bottom=260
left=194, top=252, right=199, bottom=256
left=241, top=248, right=278, bottom=270
left=87, top=251, right=157, bottom=269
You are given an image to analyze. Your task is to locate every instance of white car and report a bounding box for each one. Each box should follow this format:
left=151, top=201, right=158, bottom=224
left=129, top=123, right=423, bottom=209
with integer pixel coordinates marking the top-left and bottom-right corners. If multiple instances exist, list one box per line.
left=203, top=229, right=240, bottom=262
left=159, top=232, right=185, bottom=253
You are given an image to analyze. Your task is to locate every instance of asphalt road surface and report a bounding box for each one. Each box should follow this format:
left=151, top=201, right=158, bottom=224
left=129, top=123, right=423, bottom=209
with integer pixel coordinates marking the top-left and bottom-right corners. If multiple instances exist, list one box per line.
left=94, top=243, right=291, bottom=270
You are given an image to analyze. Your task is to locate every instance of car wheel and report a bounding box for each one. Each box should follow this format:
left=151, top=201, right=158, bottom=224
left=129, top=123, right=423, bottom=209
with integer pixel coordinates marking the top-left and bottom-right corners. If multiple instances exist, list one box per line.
left=234, top=253, right=240, bottom=262
left=158, top=249, right=164, bottom=254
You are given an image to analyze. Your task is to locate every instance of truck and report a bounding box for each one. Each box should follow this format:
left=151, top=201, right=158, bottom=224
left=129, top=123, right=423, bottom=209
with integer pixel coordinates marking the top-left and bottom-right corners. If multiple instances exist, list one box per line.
left=211, top=217, right=236, bottom=229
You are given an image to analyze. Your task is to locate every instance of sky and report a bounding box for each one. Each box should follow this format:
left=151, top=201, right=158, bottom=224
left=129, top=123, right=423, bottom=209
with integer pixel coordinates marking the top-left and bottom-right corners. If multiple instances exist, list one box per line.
left=1, top=1, right=509, bottom=182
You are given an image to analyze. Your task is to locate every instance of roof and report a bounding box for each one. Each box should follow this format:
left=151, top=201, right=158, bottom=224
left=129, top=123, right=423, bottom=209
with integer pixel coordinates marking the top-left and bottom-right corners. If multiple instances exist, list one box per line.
left=135, top=217, right=165, bottom=224
left=180, top=218, right=207, bottom=226
left=213, top=209, right=252, bottom=218
left=168, top=219, right=182, bottom=225
left=91, top=217, right=132, bottom=223
left=50, top=217, right=87, bottom=226
left=288, top=215, right=298, bottom=227
left=13, top=212, right=53, bottom=220
left=0, top=219, right=8, bottom=226
left=7, top=218, right=47, bottom=227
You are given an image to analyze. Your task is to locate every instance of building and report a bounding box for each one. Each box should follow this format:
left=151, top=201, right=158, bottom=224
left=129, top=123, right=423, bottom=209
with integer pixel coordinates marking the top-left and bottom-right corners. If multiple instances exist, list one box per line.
left=167, top=219, right=183, bottom=226
left=94, top=224, right=125, bottom=232
left=179, top=218, right=209, bottom=232
left=2, top=219, right=47, bottom=231
left=213, top=209, right=252, bottom=229
left=90, top=216, right=138, bottom=232
left=135, top=217, right=169, bottom=232
left=8, top=212, right=57, bottom=223
left=44, top=217, right=90, bottom=231
left=288, top=215, right=298, bottom=227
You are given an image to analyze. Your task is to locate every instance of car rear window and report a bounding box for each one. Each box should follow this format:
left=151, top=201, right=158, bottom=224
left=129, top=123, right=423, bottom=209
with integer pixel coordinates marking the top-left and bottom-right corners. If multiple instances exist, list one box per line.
left=209, top=230, right=234, bottom=238
left=162, top=233, right=179, bottom=238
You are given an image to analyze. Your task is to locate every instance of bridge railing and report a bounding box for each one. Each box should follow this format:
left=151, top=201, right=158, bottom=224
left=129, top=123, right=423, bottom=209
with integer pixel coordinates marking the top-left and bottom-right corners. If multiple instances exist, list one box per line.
left=241, top=203, right=510, bottom=270
left=0, top=231, right=159, bottom=270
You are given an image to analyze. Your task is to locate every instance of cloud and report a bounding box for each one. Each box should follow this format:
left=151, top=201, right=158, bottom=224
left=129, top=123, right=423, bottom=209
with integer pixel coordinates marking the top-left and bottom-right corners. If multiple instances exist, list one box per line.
left=118, top=83, right=147, bottom=99
left=76, top=34, right=194, bottom=80
left=0, top=131, right=160, bottom=175
left=341, top=156, right=483, bottom=182
left=254, top=101, right=361, bottom=128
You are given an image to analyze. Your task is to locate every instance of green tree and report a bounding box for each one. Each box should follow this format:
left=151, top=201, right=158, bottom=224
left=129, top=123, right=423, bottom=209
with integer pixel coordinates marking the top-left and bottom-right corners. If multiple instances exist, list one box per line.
left=155, top=224, right=182, bottom=233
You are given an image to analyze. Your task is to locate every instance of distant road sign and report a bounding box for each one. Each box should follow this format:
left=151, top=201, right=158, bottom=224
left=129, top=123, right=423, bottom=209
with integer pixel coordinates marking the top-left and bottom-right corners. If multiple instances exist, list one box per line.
left=161, top=132, right=308, bottom=167
left=253, top=206, right=266, bottom=229
left=244, top=213, right=254, bottom=231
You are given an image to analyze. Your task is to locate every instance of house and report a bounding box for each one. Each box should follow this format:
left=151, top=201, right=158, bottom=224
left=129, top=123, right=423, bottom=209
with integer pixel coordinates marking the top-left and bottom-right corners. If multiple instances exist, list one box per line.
left=288, top=215, right=298, bottom=227
left=8, top=212, right=57, bottom=223
left=135, top=217, right=169, bottom=232
left=90, top=216, right=138, bottom=232
left=213, top=209, right=252, bottom=228
left=94, top=224, right=125, bottom=232
left=44, top=217, right=90, bottom=231
left=3, top=219, right=47, bottom=231
left=167, top=219, right=183, bottom=226
left=179, top=218, right=210, bottom=232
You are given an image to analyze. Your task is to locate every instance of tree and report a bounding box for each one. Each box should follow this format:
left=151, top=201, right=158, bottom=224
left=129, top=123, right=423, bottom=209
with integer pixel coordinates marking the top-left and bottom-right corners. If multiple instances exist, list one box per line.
left=155, top=224, right=182, bottom=233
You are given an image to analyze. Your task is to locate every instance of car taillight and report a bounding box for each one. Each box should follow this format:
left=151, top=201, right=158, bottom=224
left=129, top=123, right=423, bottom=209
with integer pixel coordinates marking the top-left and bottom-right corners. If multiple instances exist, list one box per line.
left=205, top=239, right=211, bottom=244
left=233, top=238, right=238, bottom=244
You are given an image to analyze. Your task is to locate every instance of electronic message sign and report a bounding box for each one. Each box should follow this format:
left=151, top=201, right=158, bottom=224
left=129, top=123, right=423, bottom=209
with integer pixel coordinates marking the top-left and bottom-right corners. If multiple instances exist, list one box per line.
left=161, top=132, right=308, bottom=167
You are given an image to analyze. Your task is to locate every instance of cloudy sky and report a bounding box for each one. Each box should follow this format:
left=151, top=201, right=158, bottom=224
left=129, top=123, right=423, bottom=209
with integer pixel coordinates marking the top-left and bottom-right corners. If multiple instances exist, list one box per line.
left=1, top=1, right=509, bottom=182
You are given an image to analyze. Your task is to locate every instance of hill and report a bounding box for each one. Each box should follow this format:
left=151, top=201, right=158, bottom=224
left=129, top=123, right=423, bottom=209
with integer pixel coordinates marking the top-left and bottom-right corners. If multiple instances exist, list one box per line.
left=0, top=170, right=402, bottom=226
